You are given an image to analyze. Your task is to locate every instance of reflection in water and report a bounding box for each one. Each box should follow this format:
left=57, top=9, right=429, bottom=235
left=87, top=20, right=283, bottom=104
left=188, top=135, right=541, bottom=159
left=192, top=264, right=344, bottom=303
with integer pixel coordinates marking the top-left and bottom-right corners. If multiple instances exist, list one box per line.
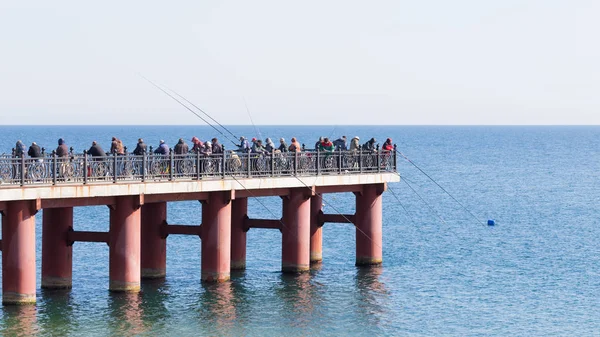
left=354, top=266, right=390, bottom=327
left=139, top=279, right=171, bottom=331
left=107, top=291, right=146, bottom=336
left=197, top=282, right=238, bottom=334
left=276, top=271, right=323, bottom=328
left=0, top=303, right=39, bottom=336
left=38, top=289, right=78, bottom=335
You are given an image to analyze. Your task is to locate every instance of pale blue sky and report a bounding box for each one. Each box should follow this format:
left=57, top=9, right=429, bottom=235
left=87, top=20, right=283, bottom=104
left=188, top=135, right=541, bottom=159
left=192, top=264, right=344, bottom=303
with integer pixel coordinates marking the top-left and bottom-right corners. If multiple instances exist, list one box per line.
left=0, top=0, right=597, bottom=125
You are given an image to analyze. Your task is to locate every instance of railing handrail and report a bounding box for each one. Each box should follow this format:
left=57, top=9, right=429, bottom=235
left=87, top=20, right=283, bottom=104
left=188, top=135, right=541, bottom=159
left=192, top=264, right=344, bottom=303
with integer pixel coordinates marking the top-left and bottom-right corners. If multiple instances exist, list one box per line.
left=0, top=148, right=397, bottom=187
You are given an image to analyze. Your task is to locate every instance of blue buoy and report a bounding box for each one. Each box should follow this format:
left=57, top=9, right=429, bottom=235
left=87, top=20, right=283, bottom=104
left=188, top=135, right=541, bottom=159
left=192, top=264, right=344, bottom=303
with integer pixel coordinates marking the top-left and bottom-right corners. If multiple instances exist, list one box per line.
left=487, top=220, right=495, bottom=226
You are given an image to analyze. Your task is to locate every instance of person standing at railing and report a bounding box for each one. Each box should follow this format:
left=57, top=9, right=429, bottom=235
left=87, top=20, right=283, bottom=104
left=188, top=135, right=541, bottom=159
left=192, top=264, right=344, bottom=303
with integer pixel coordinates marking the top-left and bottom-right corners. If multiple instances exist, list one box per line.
left=132, top=138, right=147, bottom=155
left=56, top=138, right=69, bottom=157
left=265, top=138, right=276, bottom=153
left=191, top=137, right=203, bottom=154
left=289, top=137, right=301, bottom=152
left=173, top=139, right=189, bottom=175
left=349, top=136, right=360, bottom=152
left=14, top=140, right=27, bottom=158
left=211, top=138, right=223, bottom=154
left=278, top=138, right=289, bottom=153
left=154, top=140, right=170, bottom=175
left=88, top=141, right=107, bottom=178
left=237, top=136, right=250, bottom=153
left=318, top=138, right=334, bottom=153
left=381, top=138, right=394, bottom=170
left=362, top=138, right=377, bottom=152
left=333, top=136, right=348, bottom=151
left=174, top=138, right=189, bottom=155
left=382, top=138, right=393, bottom=152
left=314, top=137, right=324, bottom=151
left=154, top=140, right=169, bottom=155
left=88, top=141, right=106, bottom=158
left=110, top=137, right=125, bottom=155
left=28, top=142, right=42, bottom=159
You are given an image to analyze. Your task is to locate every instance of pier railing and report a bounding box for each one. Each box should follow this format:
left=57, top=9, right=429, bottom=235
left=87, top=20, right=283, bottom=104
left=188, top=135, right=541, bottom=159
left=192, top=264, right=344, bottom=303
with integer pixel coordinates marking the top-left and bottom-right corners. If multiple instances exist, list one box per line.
left=0, top=147, right=397, bottom=186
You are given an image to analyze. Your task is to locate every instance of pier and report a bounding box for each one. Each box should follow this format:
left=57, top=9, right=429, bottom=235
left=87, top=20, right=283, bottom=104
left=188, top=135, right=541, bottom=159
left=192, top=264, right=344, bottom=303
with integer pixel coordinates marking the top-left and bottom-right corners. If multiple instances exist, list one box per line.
left=0, top=148, right=399, bottom=304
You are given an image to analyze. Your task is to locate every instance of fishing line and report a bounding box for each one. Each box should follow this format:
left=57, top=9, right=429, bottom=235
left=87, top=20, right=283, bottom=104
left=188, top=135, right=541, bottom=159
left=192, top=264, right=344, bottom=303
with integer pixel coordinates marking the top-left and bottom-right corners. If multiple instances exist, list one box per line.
left=143, top=84, right=382, bottom=248
left=387, top=186, right=416, bottom=225
left=401, top=177, right=447, bottom=225
left=138, top=74, right=239, bottom=147
left=165, top=86, right=239, bottom=141
left=396, top=149, right=485, bottom=226
left=243, top=97, right=262, bottom=141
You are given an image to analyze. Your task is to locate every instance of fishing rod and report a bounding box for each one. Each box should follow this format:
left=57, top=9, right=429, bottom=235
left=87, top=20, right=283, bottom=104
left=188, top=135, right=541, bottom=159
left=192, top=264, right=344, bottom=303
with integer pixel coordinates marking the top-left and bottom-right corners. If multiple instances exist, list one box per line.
left=243, top=97, right=262, bottom=140
left=139, top=74, right=239, bottom=148
left=395, top=149, right=485, bottom=226
left=167, top=90, right=382, bottom=247
left=387, top=186, right=416, bottom=225
left=165, top=86, right=240, bottom=141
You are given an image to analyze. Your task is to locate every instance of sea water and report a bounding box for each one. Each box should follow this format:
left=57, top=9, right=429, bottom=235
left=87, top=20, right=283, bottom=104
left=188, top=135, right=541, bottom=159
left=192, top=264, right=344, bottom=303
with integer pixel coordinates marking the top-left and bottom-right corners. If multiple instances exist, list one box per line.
left=0, top=125, right=599, bottom=336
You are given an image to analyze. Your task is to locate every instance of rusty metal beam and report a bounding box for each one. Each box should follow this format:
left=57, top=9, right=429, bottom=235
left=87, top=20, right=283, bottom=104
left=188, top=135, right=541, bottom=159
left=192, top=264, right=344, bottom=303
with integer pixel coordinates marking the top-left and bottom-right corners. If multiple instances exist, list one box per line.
left=162, top=224, right=202, bottom=237
left=42, top=197, right=117, bottom=209
left=235, top=188, right=291, bottom=198
left=67, top=231, right=109, bottom=245
left=316, top=184, right=363, bottom=194
left=0, top=239, right=2, bottom=251
left=319, top=213, right=355, bottom=224
left=144, top=192, right=209, bottom=203
left=245, top=218, right=281, bottom=230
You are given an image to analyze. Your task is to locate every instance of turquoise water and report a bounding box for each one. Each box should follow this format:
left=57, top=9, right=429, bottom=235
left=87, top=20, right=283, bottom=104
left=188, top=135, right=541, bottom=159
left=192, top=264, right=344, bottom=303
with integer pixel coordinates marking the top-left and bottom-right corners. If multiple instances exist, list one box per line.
left=0, top=125, right=599, bottom=336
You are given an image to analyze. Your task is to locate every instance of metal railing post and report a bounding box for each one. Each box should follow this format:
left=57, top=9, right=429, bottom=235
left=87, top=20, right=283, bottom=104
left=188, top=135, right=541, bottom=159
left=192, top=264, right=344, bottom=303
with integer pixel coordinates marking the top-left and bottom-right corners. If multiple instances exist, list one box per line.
left=294, top=151, right=298, bottom=175
left=83, top=150, right=88, bottom=184
left=222, top=146, right=227, bottom=179
left=142, top=153, right=147, bottom=182
left=247, top=150, right=251, bottom=178
left=20, top=154, right=25, bottom=186
left=359, top=150, right=363, bottom=173
left=113, top=154, right=118, bottom=183
left=169, top=150, right=174, bottom=181
left=377, top=144, right=381, bottom=173
left=316, top=149, right=320, bottom=175
left=52, top=151, right=57, bottom=185
left=269, top=151, right=275, bottom=177
left=338, top=150, right=343, bottom=174
left=393, top=144, right=397, bottom=171
left=196, top=151, right=201, bottom=180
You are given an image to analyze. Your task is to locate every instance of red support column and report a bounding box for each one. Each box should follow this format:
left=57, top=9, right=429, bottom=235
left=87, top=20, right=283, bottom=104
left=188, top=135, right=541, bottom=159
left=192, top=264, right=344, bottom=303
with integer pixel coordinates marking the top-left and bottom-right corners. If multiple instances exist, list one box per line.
left=281, top=188, right=311, bottom=273
left=201, top=192, right=232, bottom=282
left=230, top=198, right=247, bottom=270
left=310, top=194, right=323, bottom=264
left=141, top=202, right=167, bottom=279
left=109, top=196, right=141, bottom=292
left=42, top=207, right=73, bottom=289
left=354, top=184, right=384, bottom=266
left=2, top=201, right=36, bottom=304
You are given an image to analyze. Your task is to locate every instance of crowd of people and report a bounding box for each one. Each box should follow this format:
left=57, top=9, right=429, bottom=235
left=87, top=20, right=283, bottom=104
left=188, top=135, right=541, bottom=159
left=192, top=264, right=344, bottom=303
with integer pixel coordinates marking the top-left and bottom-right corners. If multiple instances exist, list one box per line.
left=10, top=135, right=395, bottom=159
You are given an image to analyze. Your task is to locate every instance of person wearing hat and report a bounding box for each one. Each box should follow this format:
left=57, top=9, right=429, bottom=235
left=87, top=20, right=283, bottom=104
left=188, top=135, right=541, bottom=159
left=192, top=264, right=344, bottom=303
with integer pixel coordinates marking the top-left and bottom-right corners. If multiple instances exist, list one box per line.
left=154, top=139, right=169, bottom=155
left=211, top=138, right=223, bottom=154
left=28, top=142, right=42, bottom=158
left=349, top=136, right=361, bottom=152
left=278, top=138, right=289, bottom=152
left=333, top=136, right=348, bottom=151
left=174, top=138, right=189, bottom=155
left=382, top=138, right=393, bottom=152
left=88, top=141, right=106, bottom=158
left=133, top=138, right=147, bottom=156
left=362, top=137, right=377, bottom=152
left=191, top=137, right=204, bottom=154
left=237, top=136, right=250, bottom=152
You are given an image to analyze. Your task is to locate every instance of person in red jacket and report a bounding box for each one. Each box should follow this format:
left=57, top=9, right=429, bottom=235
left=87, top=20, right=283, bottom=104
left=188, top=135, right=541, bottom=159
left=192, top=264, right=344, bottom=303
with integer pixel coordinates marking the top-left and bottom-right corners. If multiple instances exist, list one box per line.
left=382, top=138, right=394, bottom=152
